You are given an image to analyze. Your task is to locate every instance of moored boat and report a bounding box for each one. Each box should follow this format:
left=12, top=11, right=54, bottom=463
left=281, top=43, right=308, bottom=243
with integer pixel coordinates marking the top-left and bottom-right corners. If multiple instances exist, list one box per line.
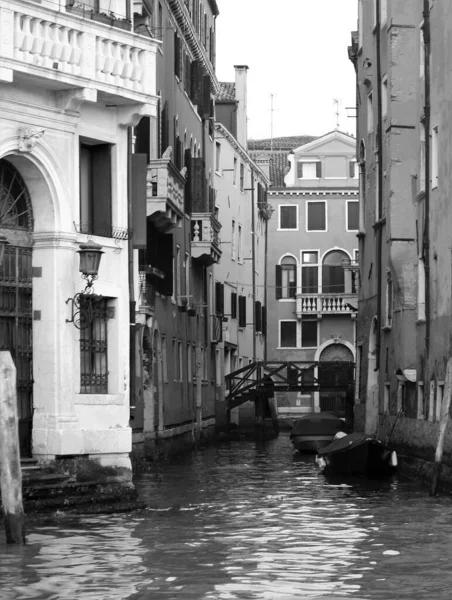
left=316, top=432, right=397, bottom=477
left=290, top=412, right=346, bottom=453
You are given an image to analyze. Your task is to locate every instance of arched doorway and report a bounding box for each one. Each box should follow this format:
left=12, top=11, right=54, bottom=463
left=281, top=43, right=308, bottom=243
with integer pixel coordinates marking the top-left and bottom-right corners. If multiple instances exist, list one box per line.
left=0, top=158, right=34, bottom=455
left=319, top=343, right=354, bottom=418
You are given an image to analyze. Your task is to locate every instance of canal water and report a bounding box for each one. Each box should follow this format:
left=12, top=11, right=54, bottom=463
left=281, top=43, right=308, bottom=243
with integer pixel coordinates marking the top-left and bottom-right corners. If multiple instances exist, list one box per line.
left=1, top=433, right=452, bottom=599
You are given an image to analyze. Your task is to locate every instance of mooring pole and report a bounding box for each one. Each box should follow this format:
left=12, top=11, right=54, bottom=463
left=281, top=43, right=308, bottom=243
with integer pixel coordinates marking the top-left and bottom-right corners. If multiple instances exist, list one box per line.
left=430, top=357, right=452, bottom=496
left=0, top=351, right=25, bottom=544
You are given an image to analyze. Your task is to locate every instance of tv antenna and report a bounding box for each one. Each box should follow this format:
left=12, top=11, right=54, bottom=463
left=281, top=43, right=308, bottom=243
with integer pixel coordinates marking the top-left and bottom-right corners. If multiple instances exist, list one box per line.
left=333, top=98, right=340, bottom=130
left=270, top=93, right=275, bottom=151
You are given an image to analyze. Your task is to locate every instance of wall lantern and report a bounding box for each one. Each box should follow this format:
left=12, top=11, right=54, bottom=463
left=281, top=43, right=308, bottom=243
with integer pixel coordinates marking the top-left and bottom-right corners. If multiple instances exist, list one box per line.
left=0, top=234, right=10, bottom=267
left=66, top=242, right=104, bottom=330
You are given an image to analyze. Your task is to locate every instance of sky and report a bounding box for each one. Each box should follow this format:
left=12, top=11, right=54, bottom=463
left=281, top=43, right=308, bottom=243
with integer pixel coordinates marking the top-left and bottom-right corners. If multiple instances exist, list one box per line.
left=215, top=0, right=358, bottom=141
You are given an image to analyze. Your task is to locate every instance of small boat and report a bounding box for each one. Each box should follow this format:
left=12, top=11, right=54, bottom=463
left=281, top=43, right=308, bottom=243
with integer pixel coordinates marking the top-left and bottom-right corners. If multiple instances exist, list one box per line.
left=316, top=432, right=397, bottom=477
left=290, top=412, right=346, bottom=453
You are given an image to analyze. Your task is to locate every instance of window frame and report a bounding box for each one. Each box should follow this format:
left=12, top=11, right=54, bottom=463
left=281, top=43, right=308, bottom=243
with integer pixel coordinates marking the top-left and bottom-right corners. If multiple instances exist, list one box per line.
left=215, top=141, right=221, bottom=173
left=279, top=319, right=298, bottom=349
left=346, top=200, right=359, bottom=231
left=277, top=254, right=298, bottom=300
left=278, top=204, right=299, bottom=231
left=306, top=201, right=327, bottom=232
left=301, top=250, right=319, bottom=295
left=301, top=317, right=318, bottom=349
left=297, top=160, right=322, bottom=180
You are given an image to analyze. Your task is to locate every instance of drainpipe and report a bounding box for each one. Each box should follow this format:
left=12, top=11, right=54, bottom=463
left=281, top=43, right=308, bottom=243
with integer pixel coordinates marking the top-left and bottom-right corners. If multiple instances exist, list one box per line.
left=423, top=0, right=431, bottom=355
left=127, top=127, right=136, bottom=423
left=375, top=0, right=383, bottom=372
left=251, top=171, right=256, bottom=361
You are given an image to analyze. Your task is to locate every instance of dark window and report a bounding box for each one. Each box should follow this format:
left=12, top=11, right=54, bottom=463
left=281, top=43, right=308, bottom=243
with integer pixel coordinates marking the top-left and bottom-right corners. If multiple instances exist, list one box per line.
left=80, top=297, right=108, bottom=394
left=347, top=201, right=359, bottom=230
left=301, top=318, right=317, bottom=348
left=307, top=202, right=326, bottom=231
left=231, top=292, right=237, bottom=319
left=280, top=321, right=297, bottom=348
left=276, top=257, right=297, bottom=299
left=141, top=221, right=173, bottom=296
left=215, top=281, right=224, bottom=315
left=404, top=382, right=417, bottom=418
left=80, top=143, right=112, bottom=237
left=322, top=250, right=347, bottom=294
left=255, top=301, right=262, bottom=332
left=174, top=33, right=181, bottom=78
left=280, top=205, right=297, bottom=229
left=261, top=305, right=267, bottom=336
left=238, top=295, right=246, bottom=328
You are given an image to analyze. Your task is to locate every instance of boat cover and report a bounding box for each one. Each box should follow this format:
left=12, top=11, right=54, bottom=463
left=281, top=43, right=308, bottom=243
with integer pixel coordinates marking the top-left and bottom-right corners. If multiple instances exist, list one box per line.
left=318, top=432, right=380, bottom=456
left=290, top=413, right=345, bottom=438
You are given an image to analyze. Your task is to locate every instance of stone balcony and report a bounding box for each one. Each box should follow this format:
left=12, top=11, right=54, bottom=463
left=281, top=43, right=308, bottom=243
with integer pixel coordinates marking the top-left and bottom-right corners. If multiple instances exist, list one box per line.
left=0, top=0, right=158, bottom=110
left=146, top=157, right=185, bottom=232
left=296, top=292, right=358, bottom=318
left=190, top=213, right=221, bottom=266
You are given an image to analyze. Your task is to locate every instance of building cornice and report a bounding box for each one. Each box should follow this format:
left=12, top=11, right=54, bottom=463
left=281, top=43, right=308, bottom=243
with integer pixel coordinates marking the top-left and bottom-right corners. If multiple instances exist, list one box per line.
left=167, top=0, right=220, bottom=94
left=215, top=123, right=270, bottom=185
left=268, top=189, right=359, bottom=197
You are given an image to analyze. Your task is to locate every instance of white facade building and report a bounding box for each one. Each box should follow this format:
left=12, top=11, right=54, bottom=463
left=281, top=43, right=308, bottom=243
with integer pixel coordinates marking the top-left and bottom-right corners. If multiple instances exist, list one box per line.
left=0, top=0, right=158, bottom=482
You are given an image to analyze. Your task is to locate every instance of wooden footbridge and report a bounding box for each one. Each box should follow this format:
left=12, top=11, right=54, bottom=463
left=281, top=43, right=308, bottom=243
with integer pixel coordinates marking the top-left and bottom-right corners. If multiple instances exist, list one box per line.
left=225, top=361, right=355, bottom=410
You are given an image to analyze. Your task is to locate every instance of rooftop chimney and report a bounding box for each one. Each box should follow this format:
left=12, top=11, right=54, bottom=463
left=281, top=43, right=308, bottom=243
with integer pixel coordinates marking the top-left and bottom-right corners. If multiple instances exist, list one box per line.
left=234, top=65, right=248, bottom=149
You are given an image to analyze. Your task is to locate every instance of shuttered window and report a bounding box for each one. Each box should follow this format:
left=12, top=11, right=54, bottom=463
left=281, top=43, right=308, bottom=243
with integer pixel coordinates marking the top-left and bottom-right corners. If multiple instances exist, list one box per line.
left=215, top=282, right=224, bottom=315
left=80, top=142, right=112, bottom=237
left=238, top=295, right=247, bottom=328
left=231, top=292, right=237, bottom=319
left=279, top=205, right=297, bottom=229
left=255, top=301, right=262, bottom=332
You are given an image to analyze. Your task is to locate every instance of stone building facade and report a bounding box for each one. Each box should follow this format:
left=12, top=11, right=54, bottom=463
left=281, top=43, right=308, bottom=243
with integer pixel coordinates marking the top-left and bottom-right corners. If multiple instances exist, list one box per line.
left=350, top=0, right=452, bottom=487
left=213, top=67, right=270, bottom=431
left=0, top=0, right=159, bottom=483
left=265, top=131, right=359, bottom=422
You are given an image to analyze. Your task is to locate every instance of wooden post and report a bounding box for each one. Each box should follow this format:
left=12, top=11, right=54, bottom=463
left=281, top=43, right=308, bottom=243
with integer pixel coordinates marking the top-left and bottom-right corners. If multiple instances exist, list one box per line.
left=430, top=357, right=452, bottom=496
left=0, top=351, right=25, bottom=544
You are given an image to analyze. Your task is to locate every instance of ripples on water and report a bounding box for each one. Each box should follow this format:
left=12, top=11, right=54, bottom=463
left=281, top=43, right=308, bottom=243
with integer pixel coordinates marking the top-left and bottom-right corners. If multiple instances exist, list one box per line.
left=1, top=434, right=452, bottom=599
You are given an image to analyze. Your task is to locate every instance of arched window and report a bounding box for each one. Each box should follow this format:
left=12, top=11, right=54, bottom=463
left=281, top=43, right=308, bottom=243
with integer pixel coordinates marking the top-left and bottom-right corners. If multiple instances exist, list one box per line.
left=0, top=159, right=33, bottom=230
left=322, top=250, right=348, bottom=294
left=276, top=256, right=297, bottom=299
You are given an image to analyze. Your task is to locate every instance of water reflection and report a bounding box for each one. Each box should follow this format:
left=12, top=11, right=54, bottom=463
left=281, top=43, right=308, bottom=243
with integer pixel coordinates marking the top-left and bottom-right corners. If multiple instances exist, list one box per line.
left=2, top=434, right=452, bottom=599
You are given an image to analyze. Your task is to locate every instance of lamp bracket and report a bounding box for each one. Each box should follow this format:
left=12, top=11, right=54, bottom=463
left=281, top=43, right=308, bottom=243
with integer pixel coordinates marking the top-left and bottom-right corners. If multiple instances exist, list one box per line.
left=66, top=276, right=102, bottom=330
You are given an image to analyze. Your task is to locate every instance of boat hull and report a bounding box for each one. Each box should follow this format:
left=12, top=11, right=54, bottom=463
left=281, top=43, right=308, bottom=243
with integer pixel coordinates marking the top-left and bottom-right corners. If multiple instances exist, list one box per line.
left=317, top=433, right=397, bottom=478
left=291, top=435, right=335, bottom=453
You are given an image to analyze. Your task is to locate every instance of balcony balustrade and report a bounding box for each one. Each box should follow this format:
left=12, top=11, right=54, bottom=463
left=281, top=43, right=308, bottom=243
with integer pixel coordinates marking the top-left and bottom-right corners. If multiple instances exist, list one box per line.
left=190, top=213, right=221, bottom=265
left=0, top=1, right=157, bottom=106
left=146, top=157, right=185, bottom=232
left=296, top=292, right=358, bottom=317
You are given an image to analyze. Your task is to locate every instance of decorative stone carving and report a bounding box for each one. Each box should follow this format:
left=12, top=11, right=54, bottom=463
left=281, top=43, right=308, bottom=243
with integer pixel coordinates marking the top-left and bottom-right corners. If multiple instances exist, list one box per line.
left=162, top=146, right=172, bottom=159
left=18, top=127, right=45, bottom=152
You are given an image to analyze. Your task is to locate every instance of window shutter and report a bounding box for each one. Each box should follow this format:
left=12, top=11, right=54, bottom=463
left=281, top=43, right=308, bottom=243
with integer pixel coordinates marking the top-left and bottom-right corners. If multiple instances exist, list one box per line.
left=160, top=233, right=174, bottom=296
left=349, top=160, right=355, bottom=178
left=316, top=161, right=322, bottom=178
left=215, top=282, right=224, bottom=315
left=191, top=157, right=205, bottom=211
left=134, top=116, right=150, bottom=163
left=131, top=153, right=147, bottom=249
left=275, top=265, right=282, bottom=299
left=174, top=33, right=181, bottom=78
left=91, top=144, right=112, bottom=237
left=184, top=149, right=192, bottom=215
left=239, top=295, right=246, bottom=328
left=202, top=75, right=211, bottom=119
left=297, top=162, right=303, bottom=178
left=231, top=292, right=237, bottom=319
left=161, top=101, right=169, bottom=156
left=255, top=301, right=262, bottom=332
